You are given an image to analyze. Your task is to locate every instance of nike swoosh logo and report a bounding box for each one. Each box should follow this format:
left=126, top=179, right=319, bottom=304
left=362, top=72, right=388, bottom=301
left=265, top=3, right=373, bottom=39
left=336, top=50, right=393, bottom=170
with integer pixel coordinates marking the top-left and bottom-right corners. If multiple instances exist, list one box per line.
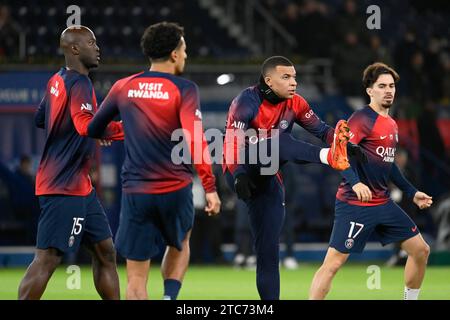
left=411, top=226, right=417, bottom=232
left=380, top=136, right=387, bottom=139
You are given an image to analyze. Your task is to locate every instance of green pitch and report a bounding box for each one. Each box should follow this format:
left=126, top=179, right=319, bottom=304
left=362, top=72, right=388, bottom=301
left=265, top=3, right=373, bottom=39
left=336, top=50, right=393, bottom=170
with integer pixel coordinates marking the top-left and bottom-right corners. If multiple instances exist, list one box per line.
left=1, top=264, right=449, bottom=300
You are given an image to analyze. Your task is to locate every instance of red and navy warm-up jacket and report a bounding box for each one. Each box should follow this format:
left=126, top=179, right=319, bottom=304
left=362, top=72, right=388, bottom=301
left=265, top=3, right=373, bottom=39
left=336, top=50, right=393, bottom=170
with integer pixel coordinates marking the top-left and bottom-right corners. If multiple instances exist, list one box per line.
left=338, top=105, right=417, bottom=206
left=35, top=67, right=124, bottom=196
left=87, top=71, right=216, bottom=194
left=223, top=85, right=334, bottom=178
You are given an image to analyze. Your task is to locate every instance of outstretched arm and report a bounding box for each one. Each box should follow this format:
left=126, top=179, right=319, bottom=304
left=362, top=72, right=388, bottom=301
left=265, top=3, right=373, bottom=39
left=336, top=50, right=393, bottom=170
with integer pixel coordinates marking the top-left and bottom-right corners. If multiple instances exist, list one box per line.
left=390, top=163, right=432, bottom=209
left=294, top=98, right=334, bottom=145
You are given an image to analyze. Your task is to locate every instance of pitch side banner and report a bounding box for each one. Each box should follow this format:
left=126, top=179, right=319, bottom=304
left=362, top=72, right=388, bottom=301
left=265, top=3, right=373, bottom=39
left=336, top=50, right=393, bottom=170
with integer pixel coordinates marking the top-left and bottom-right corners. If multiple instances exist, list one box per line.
left=0, top=71, right=53, bottom=109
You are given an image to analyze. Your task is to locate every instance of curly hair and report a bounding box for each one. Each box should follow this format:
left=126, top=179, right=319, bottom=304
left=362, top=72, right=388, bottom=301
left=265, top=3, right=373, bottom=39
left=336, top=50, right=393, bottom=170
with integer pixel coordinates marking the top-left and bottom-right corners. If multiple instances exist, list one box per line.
left=363, top=62, right=400, bottom=88
left=141, top=22, right=184, bottom=60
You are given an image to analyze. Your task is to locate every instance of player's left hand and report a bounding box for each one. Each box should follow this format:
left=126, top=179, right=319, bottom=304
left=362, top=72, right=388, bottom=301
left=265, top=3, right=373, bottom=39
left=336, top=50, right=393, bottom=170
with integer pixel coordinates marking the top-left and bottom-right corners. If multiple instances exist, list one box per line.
left=413, top=191, right=433, bottom=209
left=98, top=139, right=112, bottom=146
left=347, top=142, right=368, bottom=163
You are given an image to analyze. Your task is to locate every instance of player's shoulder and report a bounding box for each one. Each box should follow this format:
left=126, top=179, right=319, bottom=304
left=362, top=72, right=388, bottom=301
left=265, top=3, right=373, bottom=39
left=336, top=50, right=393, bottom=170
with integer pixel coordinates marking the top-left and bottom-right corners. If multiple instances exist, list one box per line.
left=231, top=86, right=261, bottom=117
left=291, top=93, right=310, bottom=110
left=292, top=93, right=308, bottom=104
left=349, top=105, right=377, bottom=121
left=141, top=71, right=198, bottom=92
left=235, top=86, right=261, bottom=107
left=63, top=69, right=92, bottom=92
left=348, top=106, right=379, bottom=133
left=112, top=71, right=146, bottom=91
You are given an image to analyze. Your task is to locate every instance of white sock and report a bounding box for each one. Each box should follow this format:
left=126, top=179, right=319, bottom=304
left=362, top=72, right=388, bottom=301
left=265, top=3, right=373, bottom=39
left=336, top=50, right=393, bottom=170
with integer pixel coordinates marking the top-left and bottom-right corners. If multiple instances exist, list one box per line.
left=320, top=148, right=330, bottom=165
left=404, top=287, right=420, bottom=300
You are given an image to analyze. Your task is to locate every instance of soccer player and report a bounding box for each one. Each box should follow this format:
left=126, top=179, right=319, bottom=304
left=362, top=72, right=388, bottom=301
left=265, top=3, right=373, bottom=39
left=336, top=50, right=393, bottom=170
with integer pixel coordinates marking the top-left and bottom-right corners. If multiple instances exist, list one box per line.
left=18, top=26, right=124, bottom=300
left=223, top=56, right=361, bottom=300
left=309, top=62, right=432, bottom=300
left=87, top=22, right=221, bottom=300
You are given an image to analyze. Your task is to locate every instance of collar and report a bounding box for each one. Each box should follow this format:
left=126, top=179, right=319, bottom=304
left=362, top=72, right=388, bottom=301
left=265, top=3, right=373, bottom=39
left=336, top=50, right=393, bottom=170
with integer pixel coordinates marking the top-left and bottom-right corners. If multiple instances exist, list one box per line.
left=257, top=75, right=286, bottom=105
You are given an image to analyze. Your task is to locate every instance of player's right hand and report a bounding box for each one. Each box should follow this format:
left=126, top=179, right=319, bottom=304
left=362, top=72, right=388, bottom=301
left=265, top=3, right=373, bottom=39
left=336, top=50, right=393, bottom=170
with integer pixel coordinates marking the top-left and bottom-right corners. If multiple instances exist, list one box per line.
left=352, top=182, right=372, bottom=203
left=205, top=192, right=221, bottom=216
left=234, top=174, right=256, bottom=201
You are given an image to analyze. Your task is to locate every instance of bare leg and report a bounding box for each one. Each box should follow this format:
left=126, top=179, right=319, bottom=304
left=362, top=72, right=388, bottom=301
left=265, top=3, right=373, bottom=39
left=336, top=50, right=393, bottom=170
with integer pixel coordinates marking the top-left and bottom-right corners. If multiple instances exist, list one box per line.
left=309, top=247, right=349, bottom=300
left=85, top=238, right=120, bottom=300
left=161, top=230, right=191, bottom=281
left=125, top=259, right=150, bottom=300
left=18, top=248, right=62, bottom=300
left=401, top=234, right=430, bottom=289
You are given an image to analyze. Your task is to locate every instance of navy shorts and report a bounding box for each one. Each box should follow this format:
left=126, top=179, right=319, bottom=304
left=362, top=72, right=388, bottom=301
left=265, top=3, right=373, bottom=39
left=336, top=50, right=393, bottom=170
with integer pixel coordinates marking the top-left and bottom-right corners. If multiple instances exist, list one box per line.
left=115, top=183, right=194, bottom=261
left=330, top=199, right=419, bottom=253
left=36, top=189, right=112, bottom=253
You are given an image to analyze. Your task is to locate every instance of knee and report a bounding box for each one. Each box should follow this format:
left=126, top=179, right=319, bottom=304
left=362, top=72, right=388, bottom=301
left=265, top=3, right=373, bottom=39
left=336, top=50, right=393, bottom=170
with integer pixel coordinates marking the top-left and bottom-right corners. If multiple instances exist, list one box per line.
left=95, top=244, right=117, bottom=266
left=126, top=279, right=147, bottom=300
left=412, top=243, right=430, bottom=261
left=35, top=250, right=62, bottom=271
left=323, top=260, right=345, bottom=276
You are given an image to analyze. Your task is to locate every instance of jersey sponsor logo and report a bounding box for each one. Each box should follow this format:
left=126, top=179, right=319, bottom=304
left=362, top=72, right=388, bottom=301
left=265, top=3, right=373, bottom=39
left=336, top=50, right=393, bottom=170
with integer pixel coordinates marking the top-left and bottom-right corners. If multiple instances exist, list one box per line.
left=195, top=109, right=202, bottom=120
left=231, top=120, right=245, bottom=129
left=280, top=120, right=289, bottom=129
left=304, top=110, right=314, bottom=119
left=50, top=80, right=60, bottom=97
left=375, top=146, right=396, bottom=162
left=128, top=82, right=169, bottom=100
left=81, top=102, right=92, bottom=111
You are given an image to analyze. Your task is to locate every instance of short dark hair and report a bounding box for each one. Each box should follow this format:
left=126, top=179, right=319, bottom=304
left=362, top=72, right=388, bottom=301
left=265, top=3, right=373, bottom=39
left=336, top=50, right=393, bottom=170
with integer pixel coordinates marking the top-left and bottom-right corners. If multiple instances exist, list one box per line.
left=140, top=22, right=184, bottom=61
left=261, top=56, right=294, bottom=77
left=362, top=62, right=400, bottom=88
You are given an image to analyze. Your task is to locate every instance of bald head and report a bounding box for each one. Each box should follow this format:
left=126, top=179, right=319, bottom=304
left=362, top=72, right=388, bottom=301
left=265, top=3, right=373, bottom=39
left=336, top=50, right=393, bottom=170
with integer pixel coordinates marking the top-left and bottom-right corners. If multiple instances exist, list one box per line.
left=60, top=25, right=100, bottom=71
left=60, top=25, right=94, bottom=51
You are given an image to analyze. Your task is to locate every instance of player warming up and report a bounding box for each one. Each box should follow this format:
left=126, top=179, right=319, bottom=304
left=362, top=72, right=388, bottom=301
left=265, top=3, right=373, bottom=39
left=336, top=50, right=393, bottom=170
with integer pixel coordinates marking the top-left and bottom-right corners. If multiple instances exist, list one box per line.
left=18, top=26, right=124, bottom=300
left=88, top=22, right=221, bottom=300
left=309, top=62, right=432, bottom=300
left=223, top=56, right=367, bottom=300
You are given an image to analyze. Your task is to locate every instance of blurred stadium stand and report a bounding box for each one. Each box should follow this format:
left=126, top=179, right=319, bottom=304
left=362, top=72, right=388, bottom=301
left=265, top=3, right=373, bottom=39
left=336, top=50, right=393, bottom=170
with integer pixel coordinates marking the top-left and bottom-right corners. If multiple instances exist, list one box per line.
left=0, top=0, right=449, bottom=264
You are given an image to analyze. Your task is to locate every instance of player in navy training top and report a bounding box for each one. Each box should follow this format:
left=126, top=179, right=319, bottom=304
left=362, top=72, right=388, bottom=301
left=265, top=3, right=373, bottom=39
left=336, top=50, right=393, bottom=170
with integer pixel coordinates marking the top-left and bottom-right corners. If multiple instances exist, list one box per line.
left=18, top=26, right=123, bottom=300
left=309, top=63, right=432, bottom=300
left=222, top=56, right=368, bottom=300
left=88, top=22, right=221, bottom=300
